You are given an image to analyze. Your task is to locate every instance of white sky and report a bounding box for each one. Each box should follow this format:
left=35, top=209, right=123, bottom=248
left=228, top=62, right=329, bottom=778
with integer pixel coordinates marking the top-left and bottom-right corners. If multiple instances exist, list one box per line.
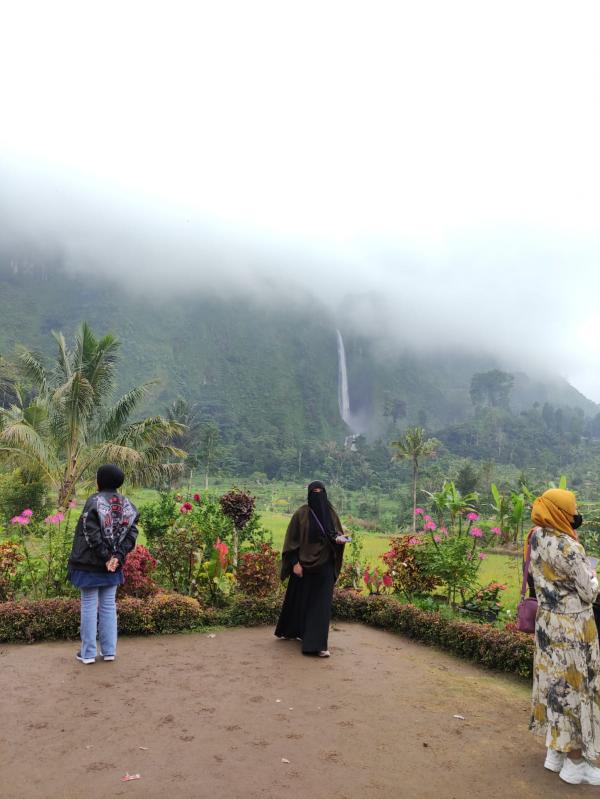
left=1, top=1, right=599, bottom=400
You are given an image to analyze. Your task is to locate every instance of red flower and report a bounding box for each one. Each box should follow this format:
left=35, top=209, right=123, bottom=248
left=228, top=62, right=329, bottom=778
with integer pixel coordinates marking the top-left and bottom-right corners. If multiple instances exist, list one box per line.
left=183, top=501, right=193, bottom=511
left=214, top=538, right=229, bottom=569
left=193, top=493, right=201, bottom=503
left=382, top=573, right=393, bottom=587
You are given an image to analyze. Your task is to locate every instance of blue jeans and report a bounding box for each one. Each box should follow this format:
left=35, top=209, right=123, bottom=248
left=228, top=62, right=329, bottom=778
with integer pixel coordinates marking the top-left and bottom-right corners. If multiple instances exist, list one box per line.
left=80, top=585, right=118, bottom=659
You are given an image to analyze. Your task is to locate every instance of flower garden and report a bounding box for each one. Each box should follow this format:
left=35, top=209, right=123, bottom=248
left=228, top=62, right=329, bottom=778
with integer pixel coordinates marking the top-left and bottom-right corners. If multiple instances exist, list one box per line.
left=0, top=482, right=535, bottom=678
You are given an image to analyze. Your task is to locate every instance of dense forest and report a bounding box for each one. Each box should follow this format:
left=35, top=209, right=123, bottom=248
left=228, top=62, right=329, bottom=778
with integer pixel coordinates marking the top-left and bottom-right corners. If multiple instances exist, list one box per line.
left=1, top=251, right=599, bottom=504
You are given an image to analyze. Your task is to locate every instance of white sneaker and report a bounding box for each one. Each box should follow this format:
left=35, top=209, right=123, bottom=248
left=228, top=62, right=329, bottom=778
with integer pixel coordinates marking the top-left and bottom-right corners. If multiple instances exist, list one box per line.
left=560, top=757, right=600, bottom=785
left=97, top=648, right=115, bottom=662
left=318, top=650, right=330, bottom=658
left=544, top=748, right=565, bottom=772
left=75, top=651, right=95, bottom=665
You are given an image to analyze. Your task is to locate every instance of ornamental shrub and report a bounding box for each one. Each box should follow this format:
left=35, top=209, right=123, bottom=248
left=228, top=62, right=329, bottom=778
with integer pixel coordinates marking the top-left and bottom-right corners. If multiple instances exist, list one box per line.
left=120, top=545, right=159, bottom=598
left=0, top=540, right=24, bottom=601
left=236, top=544, right=280, bottom=598
left=381, top=535, right=438, bottom=599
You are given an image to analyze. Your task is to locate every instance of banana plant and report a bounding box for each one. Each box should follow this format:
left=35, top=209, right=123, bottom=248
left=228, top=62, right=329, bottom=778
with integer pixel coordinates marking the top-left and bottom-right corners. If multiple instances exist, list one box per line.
left=489, top=483, right=509, bottom=542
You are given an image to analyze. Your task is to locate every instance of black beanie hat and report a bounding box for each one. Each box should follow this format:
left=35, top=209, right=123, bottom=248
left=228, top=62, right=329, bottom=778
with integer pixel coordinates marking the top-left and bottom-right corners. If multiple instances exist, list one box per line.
left=97, top=464, right=125, bottom=491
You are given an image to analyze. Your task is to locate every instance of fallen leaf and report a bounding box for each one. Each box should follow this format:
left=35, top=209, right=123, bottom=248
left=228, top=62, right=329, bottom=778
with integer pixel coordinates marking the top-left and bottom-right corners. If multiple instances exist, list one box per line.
left=121, top=773, right=141, bottom=782
left=281, top=758, right=290, bottom=764
left=453, top=715, right=465, bottom=720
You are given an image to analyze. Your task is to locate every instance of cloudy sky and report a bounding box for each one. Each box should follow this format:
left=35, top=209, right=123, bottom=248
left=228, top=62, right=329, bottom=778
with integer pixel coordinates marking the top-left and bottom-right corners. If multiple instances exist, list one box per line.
left=1, top=1, right=599, bottom=399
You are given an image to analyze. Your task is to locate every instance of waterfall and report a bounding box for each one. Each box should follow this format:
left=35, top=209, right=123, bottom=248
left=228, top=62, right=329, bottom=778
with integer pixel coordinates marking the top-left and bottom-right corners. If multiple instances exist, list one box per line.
left=336, top=330, right=352, bottom=428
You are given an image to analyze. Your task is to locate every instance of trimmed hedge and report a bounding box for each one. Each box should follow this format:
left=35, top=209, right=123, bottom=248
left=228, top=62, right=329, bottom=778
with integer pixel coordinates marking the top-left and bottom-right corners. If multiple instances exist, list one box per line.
left=0, top=590, right=534, bottom=678
left=332, top=590, right=534, bottom=678
left=0, top=593, right=281, bottom=643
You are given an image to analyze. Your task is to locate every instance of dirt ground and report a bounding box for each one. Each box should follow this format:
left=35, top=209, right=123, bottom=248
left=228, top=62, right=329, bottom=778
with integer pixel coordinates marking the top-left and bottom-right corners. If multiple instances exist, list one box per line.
left=0, top=623, right=592, bottom=799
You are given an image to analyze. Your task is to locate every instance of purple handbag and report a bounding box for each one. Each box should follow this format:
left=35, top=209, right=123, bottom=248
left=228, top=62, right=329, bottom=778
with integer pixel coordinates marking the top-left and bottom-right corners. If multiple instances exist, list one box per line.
left=517, top=540, right=538, bottom=633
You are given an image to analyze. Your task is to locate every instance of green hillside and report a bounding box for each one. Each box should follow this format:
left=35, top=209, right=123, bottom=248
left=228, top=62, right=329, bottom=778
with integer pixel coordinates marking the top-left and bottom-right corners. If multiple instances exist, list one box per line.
left=1, top=252, right=599, bottom=493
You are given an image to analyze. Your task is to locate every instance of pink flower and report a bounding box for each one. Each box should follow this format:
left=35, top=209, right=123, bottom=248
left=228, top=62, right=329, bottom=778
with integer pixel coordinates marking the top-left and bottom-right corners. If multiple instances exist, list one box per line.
left=466, top=512, right=479, bottom=521
left=56, top=512, right=65, bottom=522
left=490, top=527, right=501, bottom=536
left=469, top=527, right=483, bottom=538
left=433, top=534, right=441, bottom=543
left=407, top=536, right=420, bottom=546
left=11, top=515, right=28, bottom=525
left=180, top=505, right=190, bottom=514
left=382, top=573, right=393, bottom=587
left=69, top=500, right=77, bottom=508
left=21, top=509, right=33, bottom=518
left=423, top=514, right=432, bottom=522
left=466, top=553, right=473, bottom=561
left=183, top=501, right=193, bottom=511
left=414, top=508, right=424, bottom=515
left=440, top=527, right=449, bottom=536
left=424, top=521, right=437, bottom=531
left=479, top=552, right=487, bottom=560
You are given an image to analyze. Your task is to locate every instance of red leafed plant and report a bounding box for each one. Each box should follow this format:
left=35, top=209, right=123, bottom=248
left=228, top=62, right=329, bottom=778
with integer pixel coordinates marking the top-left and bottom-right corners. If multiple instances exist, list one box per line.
left=121, top=545, right=159, bottom=598
left=236, top=544, right=280, bottom=598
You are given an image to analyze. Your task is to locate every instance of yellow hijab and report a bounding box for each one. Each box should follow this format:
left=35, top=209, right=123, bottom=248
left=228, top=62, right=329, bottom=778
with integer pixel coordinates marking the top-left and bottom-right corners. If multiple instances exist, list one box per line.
left=525, top=488, right=578, bottom=556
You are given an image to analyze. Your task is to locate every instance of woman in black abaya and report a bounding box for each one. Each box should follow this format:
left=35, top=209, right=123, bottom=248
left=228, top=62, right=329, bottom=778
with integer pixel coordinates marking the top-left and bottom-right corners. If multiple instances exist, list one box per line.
left=274, top=481, right=346, bottom=657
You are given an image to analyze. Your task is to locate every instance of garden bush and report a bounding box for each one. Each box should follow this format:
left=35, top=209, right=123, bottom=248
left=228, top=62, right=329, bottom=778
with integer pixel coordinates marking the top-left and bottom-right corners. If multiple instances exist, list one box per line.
left=236, top=544, right=280, bottom=598
left=120, top=545, right=159, bottom=598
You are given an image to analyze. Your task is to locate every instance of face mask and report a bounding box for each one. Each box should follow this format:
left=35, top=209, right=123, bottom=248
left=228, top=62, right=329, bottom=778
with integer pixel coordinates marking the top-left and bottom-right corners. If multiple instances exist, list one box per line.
left=572, top=514, right=583, bottom=530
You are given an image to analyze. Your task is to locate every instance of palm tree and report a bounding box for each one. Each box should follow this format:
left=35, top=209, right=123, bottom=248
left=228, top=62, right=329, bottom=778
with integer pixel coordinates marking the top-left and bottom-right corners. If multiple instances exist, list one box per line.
left=391, top=427, right=440, bottom=532
left=0, top=323, right=186, bottom=508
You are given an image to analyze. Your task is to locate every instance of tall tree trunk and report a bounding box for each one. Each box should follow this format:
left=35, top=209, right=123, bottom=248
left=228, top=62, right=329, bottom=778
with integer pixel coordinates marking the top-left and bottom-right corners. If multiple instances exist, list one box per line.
left=412, top=459, right=418, bottom=533
left=233, top=525, right=239, bottom=568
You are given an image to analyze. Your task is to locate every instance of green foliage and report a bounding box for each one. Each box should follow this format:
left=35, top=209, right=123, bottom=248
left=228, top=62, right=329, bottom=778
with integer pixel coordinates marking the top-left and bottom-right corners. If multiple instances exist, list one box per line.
left=470, top=370, right=514, bottom=409
left=0, top=540, right=24, bottom=600
left=381, top=535, right=438, bottom=599
left=0, top=469, right=47, bottom=524
left=420, top=534, right=482, bottom=605
left=0, top=323, right=186, bottom=506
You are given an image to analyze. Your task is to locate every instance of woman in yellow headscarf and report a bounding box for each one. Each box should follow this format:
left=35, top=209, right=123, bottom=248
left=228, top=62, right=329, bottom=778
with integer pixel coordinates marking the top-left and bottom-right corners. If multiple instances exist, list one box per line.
left=528, top=488, right=600, bottom=785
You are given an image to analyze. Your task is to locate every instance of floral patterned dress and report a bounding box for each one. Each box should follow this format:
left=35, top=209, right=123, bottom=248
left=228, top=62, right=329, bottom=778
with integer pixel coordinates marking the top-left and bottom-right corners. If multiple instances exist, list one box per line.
left=529, top=526, right=600, bottom=758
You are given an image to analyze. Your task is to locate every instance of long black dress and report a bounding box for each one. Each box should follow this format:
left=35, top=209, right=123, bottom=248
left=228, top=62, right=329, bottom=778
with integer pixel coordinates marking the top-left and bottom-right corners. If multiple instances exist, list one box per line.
left=275, top=504, right=344, bottom=654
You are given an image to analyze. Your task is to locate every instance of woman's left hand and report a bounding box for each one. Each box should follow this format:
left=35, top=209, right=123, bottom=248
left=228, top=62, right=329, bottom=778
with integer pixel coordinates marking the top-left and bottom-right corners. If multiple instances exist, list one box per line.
left=106, top=557, right=119, bottom=572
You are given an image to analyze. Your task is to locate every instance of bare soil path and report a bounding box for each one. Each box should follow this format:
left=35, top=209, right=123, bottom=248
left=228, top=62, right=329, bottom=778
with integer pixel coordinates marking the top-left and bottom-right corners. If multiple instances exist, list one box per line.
left=0, top=624, right=589, bottom=798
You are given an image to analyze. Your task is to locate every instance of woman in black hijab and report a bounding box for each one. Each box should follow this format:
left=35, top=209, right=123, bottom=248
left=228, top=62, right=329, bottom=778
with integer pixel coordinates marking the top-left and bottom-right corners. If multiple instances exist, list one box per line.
left=274, top=481, right=347, bottom=656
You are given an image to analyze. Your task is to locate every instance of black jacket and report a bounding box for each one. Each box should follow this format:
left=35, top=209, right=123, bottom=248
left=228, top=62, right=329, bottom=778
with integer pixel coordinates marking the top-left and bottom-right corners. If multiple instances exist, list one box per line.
left=68, top=491, right=139, bottom=573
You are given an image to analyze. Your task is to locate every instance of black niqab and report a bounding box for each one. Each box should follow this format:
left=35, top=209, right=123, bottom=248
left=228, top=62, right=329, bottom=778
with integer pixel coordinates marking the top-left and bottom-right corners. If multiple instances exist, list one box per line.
left=97, top=464, right=125, bottom=492
left=307, top=481, right=336, bottom=543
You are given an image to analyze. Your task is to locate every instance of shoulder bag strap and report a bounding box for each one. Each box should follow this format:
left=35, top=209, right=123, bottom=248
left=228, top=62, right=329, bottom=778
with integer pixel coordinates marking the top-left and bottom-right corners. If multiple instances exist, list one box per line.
left=521, top=536, right=533, bottom=600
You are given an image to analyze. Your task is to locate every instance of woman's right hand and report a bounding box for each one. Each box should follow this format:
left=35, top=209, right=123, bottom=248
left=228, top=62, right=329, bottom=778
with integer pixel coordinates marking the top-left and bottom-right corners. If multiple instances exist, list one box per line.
left=293, top=562, right=303, bottom=578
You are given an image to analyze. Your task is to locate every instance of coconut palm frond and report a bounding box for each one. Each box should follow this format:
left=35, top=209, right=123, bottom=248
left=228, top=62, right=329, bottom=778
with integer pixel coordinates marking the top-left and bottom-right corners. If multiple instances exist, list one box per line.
left=52, top=330, right=72, bottom=383
left=19, top=348, right=50, bottom=396
left=98, top=383, right=154, bottom=440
